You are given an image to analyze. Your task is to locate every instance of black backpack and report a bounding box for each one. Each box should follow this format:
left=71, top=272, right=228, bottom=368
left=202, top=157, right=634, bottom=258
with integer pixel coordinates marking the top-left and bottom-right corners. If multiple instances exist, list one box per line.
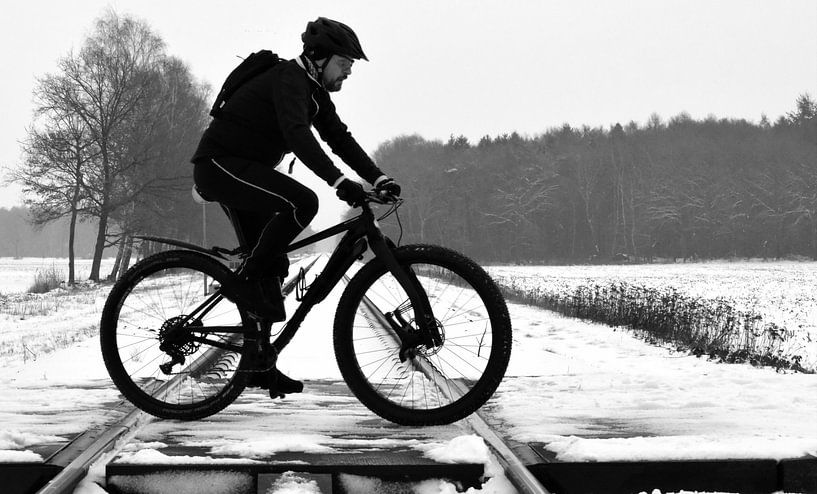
left=209, top=50, right=281, bottom=117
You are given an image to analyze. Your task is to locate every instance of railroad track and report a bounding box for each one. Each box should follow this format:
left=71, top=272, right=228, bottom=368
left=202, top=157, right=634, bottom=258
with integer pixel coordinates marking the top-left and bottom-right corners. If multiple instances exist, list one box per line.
left=351, top=274, right=551, bottom=494
left=25, top=256, right=546, bottom=494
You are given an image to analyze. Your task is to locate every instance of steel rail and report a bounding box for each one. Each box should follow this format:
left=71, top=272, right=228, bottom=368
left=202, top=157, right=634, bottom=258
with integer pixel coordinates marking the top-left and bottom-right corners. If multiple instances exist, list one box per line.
left=352, top=275, right=551, bottom=494
left=36, top=256, right=321, bottom=494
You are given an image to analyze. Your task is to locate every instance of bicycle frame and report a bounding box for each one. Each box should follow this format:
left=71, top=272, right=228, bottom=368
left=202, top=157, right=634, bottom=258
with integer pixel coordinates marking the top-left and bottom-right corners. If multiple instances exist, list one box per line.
left=273, top=199, right=440, bottom=354
left=165, top=198, right=440, bottom=359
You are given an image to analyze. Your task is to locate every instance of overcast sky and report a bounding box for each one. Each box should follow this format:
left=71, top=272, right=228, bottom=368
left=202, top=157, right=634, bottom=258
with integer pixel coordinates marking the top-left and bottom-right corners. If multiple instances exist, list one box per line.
left=1, top=0, right=815, bottom=215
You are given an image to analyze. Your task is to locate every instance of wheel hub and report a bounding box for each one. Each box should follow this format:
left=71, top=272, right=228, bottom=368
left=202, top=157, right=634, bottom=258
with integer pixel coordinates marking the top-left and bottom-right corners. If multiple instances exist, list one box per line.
left=411, top=317, right=445, bottom=357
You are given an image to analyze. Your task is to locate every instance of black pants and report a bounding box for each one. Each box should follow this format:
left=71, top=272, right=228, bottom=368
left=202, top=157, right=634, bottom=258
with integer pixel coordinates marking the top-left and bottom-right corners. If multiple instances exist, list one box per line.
left=193, top=156, right=318, bottom=278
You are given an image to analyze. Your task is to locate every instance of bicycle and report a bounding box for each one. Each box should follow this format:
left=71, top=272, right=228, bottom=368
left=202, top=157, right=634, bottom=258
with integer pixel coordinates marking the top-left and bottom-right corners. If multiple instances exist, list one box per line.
left=100, top=191, right=512, bottom=426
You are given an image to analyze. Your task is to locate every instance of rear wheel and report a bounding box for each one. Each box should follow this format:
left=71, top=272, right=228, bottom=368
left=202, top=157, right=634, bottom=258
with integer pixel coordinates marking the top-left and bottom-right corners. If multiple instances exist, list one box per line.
left=334, top=244, right=512, bottom=425
left=100, top=250, right=253, bottom=420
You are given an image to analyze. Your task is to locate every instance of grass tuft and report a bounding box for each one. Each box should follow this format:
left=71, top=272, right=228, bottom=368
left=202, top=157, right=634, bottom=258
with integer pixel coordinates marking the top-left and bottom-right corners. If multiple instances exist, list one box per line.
left=28, top=266, right=65, bottom=294
left=496, top=279, right=813, bottom=373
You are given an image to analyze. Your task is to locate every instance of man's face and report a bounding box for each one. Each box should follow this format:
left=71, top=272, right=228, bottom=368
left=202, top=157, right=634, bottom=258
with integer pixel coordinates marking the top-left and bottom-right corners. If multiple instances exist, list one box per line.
left=321, top=55, right=354, bottom=92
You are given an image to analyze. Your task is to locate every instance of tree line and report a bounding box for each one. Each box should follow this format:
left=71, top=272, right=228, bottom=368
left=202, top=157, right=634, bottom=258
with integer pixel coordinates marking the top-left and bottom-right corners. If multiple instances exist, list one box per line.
left=0, top=206, right=106, bottom=258
left=374, top=96, right=817, bottom=263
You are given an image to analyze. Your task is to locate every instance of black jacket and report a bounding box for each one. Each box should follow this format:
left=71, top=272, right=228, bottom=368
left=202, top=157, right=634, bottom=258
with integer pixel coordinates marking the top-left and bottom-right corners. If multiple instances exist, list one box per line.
left=192, top=57, right=382, bottom=187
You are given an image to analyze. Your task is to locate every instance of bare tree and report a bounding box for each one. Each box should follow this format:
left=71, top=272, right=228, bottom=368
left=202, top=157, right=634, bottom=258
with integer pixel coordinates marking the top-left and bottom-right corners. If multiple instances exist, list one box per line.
left=36, top=11, right=165, bottom=281
left=104, top=56, right=210, bottom=281
left=22, top=10, right=212, bottom=281
left=787, top=162, right=817, bottom=259
left=15, top=112, right=97, bottom=283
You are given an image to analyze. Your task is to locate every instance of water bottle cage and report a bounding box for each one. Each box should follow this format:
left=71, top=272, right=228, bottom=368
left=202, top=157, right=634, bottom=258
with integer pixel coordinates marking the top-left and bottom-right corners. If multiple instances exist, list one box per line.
left=295, top=267, right=313, bottom=302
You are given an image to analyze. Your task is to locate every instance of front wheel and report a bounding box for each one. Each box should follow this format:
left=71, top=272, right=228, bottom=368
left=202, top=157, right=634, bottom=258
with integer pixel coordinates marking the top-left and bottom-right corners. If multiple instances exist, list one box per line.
left=334, top=245, right=512, bottom=425
left=100, top=250, right=253, bottom=420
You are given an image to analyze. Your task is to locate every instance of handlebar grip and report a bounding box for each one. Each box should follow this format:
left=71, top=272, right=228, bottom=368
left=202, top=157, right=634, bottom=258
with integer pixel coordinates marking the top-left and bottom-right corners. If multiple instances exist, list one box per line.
left=366, top=190, right=400, bottom=204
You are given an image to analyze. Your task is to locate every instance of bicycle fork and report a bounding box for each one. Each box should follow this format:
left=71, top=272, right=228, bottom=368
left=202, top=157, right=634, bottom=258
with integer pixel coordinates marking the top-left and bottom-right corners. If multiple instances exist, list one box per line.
left=367, top=233, right=443, bottom=360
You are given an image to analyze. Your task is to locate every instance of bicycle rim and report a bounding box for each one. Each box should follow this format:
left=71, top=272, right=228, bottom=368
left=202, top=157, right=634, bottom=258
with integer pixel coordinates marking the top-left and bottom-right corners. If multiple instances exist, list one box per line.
left=335, top=246, right=511, bottom=425
left=102, top=252, right=249, bottom=418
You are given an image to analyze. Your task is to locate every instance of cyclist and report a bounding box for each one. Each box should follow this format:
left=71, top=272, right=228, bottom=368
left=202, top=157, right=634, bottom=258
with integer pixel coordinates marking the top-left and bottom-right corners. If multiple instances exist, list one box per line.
left=191, top=17, right=400, bottom=395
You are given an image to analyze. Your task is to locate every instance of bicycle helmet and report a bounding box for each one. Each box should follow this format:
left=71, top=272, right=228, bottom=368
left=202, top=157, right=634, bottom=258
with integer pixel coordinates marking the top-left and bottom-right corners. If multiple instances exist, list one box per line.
left=302, top=17, right=368, bottom=61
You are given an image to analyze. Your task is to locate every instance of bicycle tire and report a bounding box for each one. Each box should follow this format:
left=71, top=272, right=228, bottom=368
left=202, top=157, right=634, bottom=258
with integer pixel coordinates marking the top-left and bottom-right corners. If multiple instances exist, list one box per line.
left=100, top=250, right=252, bottom=420
left=333, top=244, right=512, bottom=425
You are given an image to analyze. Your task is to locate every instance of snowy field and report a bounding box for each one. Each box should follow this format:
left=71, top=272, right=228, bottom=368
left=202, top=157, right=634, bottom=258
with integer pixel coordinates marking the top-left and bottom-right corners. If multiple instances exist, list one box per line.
left=0, top=257, right=116, bottom=364
left=486, top=260, right=817, bottom=332
left=487, top=260, right=817, bottom=370
left=0, top=257, right=815, bottom=494
left=0, top=257, right=116, bottom=294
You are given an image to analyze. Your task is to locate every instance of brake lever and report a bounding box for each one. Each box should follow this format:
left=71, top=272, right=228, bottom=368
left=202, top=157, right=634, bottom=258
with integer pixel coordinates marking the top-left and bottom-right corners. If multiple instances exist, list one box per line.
left=367, top=190, right=399, bottom=204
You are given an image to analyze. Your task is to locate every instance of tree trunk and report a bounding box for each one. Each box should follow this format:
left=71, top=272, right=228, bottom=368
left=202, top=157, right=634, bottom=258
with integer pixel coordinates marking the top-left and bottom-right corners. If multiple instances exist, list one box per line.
left=89, top=211, right=108, bottom=282
left=67, top=176, right=82, bottom=285
left=108, top=237, right=125, bottom=281
left=419, top=216, right=427, bottom=243
left=583, top=196, right=600, bottom=257
left=120, top=235, right=134, bottom=279
left=812, top=219, right=817, bottom=261
left=68, top=207, right=78, bottom=285
left=569, top=195, right=577, bottom=258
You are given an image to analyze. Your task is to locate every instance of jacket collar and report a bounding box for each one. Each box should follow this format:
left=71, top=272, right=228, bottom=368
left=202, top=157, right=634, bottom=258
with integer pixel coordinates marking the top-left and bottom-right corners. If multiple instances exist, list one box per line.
left=296, top=55, right=321, bottom=86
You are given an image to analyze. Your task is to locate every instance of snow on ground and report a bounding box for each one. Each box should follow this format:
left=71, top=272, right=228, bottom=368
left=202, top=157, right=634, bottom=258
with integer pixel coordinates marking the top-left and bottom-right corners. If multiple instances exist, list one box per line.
left=0, top=331, right=127, bottom=461
left=109, top=470, right=254, bottom=494
left=488, top=261, right=817, bottom=369
left=0, top=257, right=117, bottom=367
left=492, top=300, right=817, bottom=461
left=1, top=257, right=816, bottom=493
left=488, top=260, right=817, bottom=309
left=0, top=257, right=116, bottom=294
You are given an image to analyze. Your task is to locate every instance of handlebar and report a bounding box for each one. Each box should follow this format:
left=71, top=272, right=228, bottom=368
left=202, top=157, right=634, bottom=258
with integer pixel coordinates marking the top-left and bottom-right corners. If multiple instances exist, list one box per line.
left=364, top=189, right=401, bottom=206
left=359, top=188, right=403, bottom=227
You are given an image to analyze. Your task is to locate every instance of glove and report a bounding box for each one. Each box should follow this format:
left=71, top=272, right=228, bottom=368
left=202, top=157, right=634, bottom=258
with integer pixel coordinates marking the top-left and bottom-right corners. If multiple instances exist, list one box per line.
left=335, top=179, right=367, bottom=206
left=375, top=177, right=401, bottom=198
